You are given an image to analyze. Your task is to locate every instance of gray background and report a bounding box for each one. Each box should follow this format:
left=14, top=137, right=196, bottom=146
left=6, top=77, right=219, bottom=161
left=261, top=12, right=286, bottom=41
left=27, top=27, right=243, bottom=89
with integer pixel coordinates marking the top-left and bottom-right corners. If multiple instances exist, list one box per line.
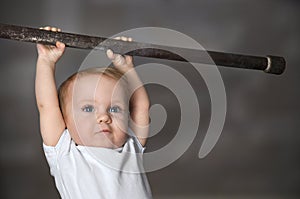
left=0, top=0, right=299, bottom=198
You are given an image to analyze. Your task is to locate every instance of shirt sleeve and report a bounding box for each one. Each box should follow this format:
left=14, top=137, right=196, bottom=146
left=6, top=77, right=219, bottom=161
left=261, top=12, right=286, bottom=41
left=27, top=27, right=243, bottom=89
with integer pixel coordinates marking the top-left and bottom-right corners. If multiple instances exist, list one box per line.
left=42, top=129, right=71, bottom=175
left=127, top=128, right=146, bottom=153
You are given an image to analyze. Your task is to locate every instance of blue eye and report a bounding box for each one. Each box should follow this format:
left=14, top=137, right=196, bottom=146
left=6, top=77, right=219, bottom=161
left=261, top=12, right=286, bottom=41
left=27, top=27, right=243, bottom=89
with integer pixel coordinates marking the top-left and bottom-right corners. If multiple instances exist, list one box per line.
left=81, top=105, right=95, bottom=112
left=108, top=106, right=121, bottom=113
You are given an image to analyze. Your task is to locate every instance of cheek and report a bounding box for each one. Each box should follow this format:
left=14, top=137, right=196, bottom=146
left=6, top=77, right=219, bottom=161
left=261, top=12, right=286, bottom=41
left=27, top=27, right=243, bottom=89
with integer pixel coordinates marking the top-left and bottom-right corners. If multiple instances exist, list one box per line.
left=64, top=114, right=83, bottom=144
left=74, top=113, right=95, bottom=131
left=112, top=114, right=129, bottom=132
left=68, top=109, right=95, bottom=135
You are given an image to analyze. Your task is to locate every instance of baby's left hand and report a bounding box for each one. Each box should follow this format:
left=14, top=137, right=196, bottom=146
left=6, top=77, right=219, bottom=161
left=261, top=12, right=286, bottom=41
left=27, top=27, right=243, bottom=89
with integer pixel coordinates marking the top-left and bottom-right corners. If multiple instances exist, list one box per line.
left=106, top=36, right=134, bottom=73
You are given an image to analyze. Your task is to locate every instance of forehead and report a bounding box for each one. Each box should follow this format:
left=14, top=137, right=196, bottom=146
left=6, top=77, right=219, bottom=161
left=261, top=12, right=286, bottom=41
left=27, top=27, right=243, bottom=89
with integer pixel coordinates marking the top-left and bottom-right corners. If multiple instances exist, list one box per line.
left=70, top=74, right=127, bottom=102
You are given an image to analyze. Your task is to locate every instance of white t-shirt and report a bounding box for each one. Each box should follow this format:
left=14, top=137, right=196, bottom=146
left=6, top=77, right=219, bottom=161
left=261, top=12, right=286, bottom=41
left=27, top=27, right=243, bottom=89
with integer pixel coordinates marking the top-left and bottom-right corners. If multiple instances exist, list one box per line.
left=43, top=129, right=152, bottom=199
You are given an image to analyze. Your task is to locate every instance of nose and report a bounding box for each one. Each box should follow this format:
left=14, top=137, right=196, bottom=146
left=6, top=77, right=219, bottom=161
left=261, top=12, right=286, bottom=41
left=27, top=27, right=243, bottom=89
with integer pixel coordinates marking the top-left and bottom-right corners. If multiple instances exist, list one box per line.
left=96, top=112, right=112, bottom=124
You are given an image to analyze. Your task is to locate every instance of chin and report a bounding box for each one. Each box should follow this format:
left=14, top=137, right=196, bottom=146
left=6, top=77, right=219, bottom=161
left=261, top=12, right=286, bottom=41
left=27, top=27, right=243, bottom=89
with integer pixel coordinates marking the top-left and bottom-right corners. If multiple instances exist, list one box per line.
left=77, top=133, right=128, bottom=148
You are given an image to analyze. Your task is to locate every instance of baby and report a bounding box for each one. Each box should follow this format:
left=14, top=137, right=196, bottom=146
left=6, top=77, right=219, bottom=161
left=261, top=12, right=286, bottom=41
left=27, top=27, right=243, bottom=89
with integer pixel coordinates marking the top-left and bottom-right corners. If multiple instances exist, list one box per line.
left=35, top=26, right=152, bottom=198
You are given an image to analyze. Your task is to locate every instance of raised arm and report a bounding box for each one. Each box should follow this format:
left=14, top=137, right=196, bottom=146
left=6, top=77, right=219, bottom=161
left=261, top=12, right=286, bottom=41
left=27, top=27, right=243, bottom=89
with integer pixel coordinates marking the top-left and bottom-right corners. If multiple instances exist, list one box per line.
left=35, top=27, right=66, bottom=146
left=107, top=37, right=150, bottom=146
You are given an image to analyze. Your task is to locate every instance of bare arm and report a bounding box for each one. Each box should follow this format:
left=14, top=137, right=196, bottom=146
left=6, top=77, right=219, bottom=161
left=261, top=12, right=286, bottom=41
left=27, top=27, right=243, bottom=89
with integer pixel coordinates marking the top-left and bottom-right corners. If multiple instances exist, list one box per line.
left=35, top=27, right=66, bottom=146
left=126, top=69, right=150, bottom=146
left=107, top=37, right=150, bottom=146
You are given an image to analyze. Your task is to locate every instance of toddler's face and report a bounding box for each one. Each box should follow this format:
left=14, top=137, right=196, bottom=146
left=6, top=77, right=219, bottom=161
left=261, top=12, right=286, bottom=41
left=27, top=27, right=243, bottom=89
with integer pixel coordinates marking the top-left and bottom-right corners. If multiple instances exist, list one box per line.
left=64, top=74, right=129, bottom=148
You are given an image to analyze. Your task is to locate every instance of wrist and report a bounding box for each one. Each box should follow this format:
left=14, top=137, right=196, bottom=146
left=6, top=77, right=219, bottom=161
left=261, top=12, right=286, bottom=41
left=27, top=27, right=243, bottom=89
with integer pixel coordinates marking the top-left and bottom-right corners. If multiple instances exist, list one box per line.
left=37, top=56, right=56, bottom=69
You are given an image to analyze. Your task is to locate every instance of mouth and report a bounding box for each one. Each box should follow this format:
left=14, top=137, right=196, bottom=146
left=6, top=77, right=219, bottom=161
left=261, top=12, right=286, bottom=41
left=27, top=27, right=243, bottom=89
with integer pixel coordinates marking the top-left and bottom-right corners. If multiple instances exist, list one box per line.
left=97, top=129, right=111, bottom=134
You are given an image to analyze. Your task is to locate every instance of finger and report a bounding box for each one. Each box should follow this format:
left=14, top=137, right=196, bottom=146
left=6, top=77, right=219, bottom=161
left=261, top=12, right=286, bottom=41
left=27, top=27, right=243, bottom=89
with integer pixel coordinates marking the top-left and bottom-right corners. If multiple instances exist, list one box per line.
left=120, top=36, right=128, bottom=41
left=125, top=55, right=133, bottom=63
left=40, top=26, right=59, bottom=31
left=113, top=54, right=126, bottom=65
left=51, top=27, right=59, bottom=32
left=128, top=37, right=133, bottom=42
left=106, top=49, right=115, bottom=60
left=106, top=48, right=128, bottom=66
left=114, top=37, right=121, bottom=40
left=56, top=41, right=65, bottom=50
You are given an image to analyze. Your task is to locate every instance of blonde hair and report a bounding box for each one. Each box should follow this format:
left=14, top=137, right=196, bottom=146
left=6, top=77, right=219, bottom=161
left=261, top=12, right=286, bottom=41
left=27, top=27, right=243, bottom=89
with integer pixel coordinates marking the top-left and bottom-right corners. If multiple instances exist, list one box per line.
left=58, top=67, right=127, bottom=116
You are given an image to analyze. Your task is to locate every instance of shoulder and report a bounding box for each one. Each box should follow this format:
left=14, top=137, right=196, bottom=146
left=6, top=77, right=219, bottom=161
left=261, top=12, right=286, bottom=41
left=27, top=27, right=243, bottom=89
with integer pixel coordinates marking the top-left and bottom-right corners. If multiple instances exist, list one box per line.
left=43, top=129, right=72, bottom=153
left=124, top=129, right=146, bottom=153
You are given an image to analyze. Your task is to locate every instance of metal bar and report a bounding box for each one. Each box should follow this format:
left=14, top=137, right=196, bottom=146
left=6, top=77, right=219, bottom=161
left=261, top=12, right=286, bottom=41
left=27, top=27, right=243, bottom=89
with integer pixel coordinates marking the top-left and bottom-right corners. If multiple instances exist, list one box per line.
left=0, top=23, right=285, bottom=75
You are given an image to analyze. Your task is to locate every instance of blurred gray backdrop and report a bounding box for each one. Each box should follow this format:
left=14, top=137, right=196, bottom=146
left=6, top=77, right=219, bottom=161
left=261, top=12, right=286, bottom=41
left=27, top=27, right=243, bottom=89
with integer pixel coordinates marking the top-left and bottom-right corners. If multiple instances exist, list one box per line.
left=0, top=0, right=299, bottom=198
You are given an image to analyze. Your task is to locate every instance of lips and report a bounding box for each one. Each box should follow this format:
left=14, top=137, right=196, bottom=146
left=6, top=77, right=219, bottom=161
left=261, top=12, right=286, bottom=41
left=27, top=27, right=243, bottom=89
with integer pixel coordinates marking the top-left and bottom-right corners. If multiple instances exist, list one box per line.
left=99, top=129, right=111, bottom=134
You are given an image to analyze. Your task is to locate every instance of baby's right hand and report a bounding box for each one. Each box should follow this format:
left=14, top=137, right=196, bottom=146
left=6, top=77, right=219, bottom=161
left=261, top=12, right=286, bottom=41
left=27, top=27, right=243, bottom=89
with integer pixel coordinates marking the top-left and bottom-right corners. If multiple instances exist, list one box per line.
left=37, top=26, right=65, bottom=64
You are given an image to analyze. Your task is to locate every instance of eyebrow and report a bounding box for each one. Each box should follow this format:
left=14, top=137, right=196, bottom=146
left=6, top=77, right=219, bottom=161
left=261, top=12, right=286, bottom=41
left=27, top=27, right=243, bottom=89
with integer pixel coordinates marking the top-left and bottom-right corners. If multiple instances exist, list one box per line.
left=77, top=99, right=127, bottom=105
left=77, top=99, right=95, bottom=104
